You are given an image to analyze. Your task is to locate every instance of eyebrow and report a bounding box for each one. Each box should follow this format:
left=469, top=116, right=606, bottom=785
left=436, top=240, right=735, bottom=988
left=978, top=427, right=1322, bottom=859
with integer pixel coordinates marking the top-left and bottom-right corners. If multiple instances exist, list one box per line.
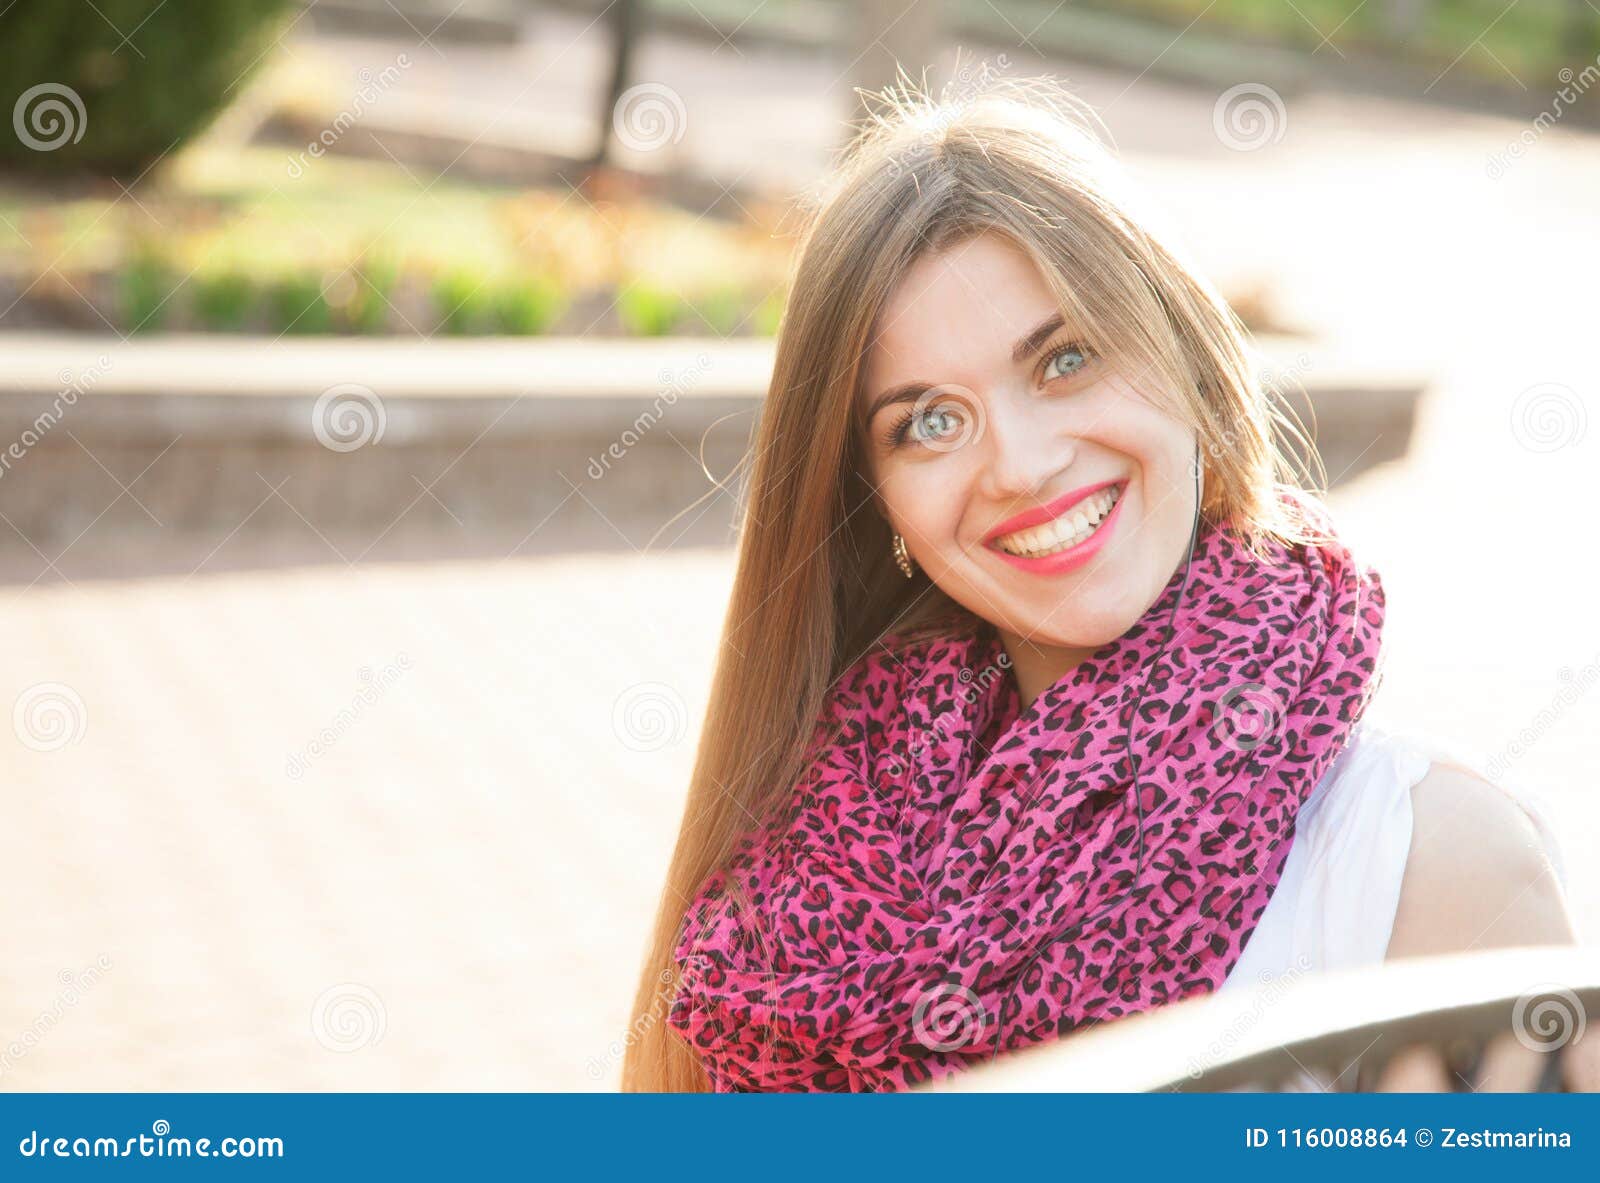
left=864, top=311, right=1067, bottom=421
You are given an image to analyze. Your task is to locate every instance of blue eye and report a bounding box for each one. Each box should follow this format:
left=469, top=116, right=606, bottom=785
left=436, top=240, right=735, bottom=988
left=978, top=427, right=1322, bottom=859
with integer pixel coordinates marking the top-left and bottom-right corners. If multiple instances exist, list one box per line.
left=886, top=405, right=963, bottom=448
left=910, top=407, right=961, bottom=442
left=1041, top=343, right=1091, bottom=381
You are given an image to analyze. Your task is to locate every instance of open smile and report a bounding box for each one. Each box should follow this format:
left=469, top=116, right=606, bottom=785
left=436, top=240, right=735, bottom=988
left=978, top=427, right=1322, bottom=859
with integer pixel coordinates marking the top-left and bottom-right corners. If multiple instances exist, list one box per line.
left=983, top=479, right=1127, bottom=575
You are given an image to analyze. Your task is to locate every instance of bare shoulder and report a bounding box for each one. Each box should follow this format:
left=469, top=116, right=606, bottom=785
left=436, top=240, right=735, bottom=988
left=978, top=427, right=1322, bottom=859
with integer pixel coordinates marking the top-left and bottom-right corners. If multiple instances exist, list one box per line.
left=1384, top=762, right=1576, bottom=961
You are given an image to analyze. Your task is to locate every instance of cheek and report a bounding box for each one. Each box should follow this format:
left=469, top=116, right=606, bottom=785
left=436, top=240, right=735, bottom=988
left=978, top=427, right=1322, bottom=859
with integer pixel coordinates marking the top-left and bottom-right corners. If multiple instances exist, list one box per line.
left=878, top=460, right=969, bottom=542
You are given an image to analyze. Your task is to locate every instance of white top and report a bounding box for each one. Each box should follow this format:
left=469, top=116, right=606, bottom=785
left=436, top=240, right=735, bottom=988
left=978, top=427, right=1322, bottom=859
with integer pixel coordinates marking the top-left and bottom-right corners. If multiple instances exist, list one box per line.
left=1213, top=715, right=1570, bottom=1090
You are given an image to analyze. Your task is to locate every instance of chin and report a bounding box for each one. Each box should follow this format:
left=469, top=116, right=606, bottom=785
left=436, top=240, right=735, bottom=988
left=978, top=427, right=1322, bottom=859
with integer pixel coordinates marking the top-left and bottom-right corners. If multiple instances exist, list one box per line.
left=1024, top=595, right=1138, bottom=650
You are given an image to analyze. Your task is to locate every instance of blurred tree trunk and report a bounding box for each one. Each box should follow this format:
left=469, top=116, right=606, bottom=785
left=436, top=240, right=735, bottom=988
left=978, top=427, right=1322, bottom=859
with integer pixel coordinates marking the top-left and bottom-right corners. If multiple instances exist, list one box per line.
left=590, top=0, right=642, bottom=167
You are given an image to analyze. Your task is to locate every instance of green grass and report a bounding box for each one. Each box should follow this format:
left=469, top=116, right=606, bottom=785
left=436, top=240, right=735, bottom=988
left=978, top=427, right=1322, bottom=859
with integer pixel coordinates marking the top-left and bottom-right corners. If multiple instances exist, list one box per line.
left=0, top=144, right=790, bottom=336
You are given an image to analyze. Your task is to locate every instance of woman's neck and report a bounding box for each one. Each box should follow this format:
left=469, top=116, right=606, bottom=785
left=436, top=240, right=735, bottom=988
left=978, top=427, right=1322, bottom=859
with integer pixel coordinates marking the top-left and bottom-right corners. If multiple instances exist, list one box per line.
left=996, top=626, right=1101, bottom=707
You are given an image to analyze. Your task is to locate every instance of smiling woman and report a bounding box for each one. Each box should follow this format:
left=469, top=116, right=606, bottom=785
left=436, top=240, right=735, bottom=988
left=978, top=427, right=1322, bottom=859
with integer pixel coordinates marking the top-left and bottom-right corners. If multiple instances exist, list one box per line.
left=620, top=74, right=1578, bottom=1093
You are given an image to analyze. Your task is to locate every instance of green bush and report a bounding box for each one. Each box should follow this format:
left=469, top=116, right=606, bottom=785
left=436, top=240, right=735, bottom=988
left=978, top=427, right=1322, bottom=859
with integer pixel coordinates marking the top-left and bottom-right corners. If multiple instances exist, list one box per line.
left=691, top=285, right=746, bottom=336
left=0, top=0, right=296, bottom=177
left=267, top=272, right=332, bottom=335
left=431, top=269, right=490, bottom=335
left=338, top=255, right=399, bottom=334
left=617, top=281, right=687, bottom=336
left=119, top=248, right=175, bottom=333
left=491, top=276, right=565, bottom=335
left=193, top=271, right=256, bottom=331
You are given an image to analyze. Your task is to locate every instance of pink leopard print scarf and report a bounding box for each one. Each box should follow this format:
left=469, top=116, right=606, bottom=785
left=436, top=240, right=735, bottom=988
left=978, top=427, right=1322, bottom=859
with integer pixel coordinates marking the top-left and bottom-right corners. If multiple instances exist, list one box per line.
left=668, top=491, right=1387, bottom=1091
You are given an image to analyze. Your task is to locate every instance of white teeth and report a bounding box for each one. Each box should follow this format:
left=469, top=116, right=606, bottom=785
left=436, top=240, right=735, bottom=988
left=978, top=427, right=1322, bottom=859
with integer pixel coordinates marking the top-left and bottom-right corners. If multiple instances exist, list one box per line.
left=994, top=485, right=1121, bottom=558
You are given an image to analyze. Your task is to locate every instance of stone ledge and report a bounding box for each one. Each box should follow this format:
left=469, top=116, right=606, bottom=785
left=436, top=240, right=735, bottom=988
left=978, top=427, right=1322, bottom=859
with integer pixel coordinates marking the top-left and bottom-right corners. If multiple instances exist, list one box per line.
left=0, top=332, right=1425, bottom=564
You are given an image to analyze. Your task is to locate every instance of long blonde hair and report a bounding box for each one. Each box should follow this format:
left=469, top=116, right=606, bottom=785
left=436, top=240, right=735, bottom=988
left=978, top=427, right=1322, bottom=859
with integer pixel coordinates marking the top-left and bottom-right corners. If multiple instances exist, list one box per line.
left=621, top=73, right=1323, bottom=1091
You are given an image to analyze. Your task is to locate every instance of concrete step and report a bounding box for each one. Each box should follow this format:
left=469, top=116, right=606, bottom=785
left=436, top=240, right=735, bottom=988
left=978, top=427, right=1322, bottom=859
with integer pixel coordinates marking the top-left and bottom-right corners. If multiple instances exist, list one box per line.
left=0, top=332, right=1424, bottom=581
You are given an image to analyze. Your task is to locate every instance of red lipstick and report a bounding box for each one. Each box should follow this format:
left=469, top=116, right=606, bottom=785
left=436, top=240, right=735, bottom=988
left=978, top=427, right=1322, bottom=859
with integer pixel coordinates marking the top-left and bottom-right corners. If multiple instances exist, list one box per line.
left=983, top=478, right=1127, bottom=577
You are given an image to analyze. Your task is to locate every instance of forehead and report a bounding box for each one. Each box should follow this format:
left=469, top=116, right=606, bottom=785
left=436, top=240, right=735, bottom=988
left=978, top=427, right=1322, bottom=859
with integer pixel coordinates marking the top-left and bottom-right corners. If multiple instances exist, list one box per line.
left=862, top=232, right=1058, bottom=397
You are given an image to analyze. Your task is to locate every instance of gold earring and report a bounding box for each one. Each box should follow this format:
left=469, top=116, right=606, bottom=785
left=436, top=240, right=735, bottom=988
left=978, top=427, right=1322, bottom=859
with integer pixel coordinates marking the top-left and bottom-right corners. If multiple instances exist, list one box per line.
left=892, top=532, right=915, bottom=578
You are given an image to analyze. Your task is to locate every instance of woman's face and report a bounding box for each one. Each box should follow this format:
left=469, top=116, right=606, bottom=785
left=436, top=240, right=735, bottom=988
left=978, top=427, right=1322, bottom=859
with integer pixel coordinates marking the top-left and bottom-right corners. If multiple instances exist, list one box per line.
left=860, top=231, right=1201, bottom=653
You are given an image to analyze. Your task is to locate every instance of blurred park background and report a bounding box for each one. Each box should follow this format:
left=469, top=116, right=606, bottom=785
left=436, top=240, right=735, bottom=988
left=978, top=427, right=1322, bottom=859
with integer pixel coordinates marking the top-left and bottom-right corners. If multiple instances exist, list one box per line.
left=0, top=0, right=1596, bottom=1090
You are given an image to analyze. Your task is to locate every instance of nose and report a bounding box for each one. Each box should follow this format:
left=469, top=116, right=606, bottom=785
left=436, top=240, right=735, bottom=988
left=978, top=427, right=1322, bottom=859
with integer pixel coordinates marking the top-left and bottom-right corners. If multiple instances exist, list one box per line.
left=976, top=387, right=1076, bottom=503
